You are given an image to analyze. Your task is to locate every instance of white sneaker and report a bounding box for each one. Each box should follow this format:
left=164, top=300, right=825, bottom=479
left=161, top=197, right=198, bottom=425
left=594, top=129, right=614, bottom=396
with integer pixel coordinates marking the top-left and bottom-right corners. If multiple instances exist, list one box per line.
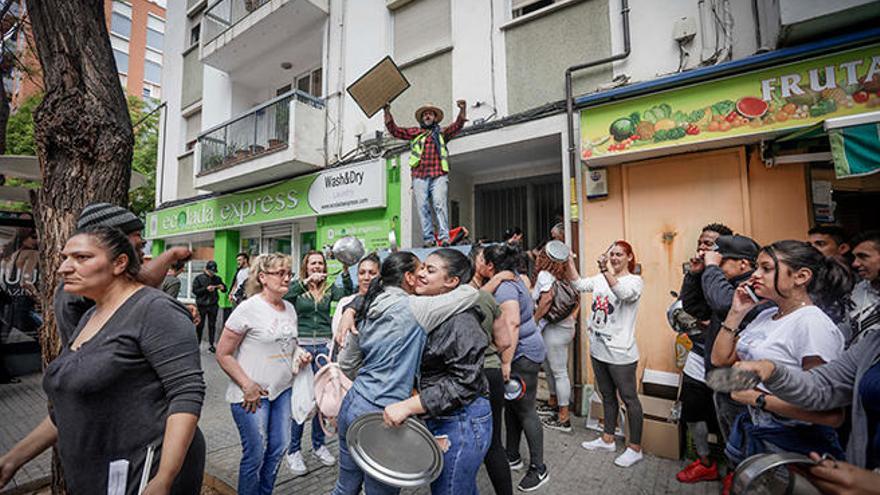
left=313, top=445, right=336, bottom=466
left=285, top=450, right=308, bottom=476
left=614, top=447, right=643, bottom=467
left=581, top=437, right=616, bottom=452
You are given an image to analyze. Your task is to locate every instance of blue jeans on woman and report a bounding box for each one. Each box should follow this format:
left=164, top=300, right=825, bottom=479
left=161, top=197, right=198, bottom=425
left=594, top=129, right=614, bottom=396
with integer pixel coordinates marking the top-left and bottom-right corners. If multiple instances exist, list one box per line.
left=230, top=387, right=292, bottom=495
left=426, top=397, right=493, bottom=495
left=290, top=343, right=328, bottom=454
left=333, top=389, right=400, bottom=495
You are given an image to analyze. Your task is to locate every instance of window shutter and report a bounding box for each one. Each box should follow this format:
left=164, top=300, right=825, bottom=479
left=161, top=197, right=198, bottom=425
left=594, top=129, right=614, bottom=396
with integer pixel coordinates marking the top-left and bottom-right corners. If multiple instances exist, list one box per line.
left=393, top=0, right=451, bottom=63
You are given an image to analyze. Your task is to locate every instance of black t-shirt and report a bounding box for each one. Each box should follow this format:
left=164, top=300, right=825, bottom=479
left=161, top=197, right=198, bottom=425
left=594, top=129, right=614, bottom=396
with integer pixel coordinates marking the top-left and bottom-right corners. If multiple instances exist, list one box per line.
left=53, top=282, right=95, bottom=348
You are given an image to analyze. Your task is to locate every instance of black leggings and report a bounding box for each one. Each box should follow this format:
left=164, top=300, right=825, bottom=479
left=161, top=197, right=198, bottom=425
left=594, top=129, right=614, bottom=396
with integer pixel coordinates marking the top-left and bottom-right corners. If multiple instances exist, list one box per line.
left=483, top=367, right=513, bottom=495
left=505, top=357, right=544, bottom=469
left=196, top=305, right=218, bottom=346
left=591, top=357, right=643, bottom=444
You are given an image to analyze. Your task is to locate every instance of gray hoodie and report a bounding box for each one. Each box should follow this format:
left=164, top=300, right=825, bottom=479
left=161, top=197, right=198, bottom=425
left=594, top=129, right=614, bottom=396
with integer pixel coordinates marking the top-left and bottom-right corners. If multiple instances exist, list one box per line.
left=764, top=329, right=880, bottom=468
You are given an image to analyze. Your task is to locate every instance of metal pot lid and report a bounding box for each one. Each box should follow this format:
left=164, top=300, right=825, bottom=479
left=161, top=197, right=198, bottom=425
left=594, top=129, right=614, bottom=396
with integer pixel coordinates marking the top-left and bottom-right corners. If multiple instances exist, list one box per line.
left=733, top=452, right=821, bottom=495
left=504, top=376, right=526, bottom=401
left=545, top=240, right=570, bottom=263
left=346, top=412, right=443, bottom=488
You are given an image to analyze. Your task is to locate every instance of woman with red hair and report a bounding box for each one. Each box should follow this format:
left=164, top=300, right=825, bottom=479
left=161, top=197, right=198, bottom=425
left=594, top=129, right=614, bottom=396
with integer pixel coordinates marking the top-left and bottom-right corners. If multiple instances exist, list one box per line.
left=567, top=241, right=645, bottom=468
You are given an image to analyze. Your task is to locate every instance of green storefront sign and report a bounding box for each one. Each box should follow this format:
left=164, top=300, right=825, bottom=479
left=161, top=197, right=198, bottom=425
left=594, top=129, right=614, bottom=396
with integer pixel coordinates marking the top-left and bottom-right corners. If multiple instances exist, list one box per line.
left=580, top=43, right=880, bottom=161
left=146, top=159, right=388, bottom=239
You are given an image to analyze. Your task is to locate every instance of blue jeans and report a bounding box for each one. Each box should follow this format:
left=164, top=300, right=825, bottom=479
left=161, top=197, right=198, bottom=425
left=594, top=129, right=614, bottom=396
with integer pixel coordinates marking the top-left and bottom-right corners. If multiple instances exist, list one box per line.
left=230, top=388, right=292, bottom=495
left=290, top=343, right=328, bottom=454
left=426, top=397, right=493, bottom=495
left=332, top=389, right=400, bottom=495
left=412, top=175, right=449, bottom=244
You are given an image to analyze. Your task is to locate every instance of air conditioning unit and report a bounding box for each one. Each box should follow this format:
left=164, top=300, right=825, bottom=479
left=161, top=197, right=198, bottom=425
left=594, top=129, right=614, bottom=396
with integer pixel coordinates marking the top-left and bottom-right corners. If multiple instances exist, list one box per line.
left=756, top=0, right=880, bottom=49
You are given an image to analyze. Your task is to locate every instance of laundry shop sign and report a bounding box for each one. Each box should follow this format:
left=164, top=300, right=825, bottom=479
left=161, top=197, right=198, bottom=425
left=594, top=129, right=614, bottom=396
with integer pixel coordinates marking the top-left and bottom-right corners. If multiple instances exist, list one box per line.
left=146, top=159, right=387, bottom=238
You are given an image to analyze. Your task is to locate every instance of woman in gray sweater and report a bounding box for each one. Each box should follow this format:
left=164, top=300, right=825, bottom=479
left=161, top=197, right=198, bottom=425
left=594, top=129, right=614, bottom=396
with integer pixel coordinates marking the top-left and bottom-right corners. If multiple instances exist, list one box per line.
left=0, top=226, right=205, bottom=494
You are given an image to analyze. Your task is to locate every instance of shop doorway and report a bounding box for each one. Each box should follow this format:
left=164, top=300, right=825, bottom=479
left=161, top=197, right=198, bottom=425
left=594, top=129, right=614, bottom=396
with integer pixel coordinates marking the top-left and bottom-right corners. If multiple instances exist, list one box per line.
left=474, top=173, right=564, bottom=245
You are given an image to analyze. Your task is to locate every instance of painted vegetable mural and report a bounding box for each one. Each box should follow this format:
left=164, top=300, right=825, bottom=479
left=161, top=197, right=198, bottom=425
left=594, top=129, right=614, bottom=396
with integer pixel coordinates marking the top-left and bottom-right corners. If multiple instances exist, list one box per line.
left=580, top=44, right=880, bottom=160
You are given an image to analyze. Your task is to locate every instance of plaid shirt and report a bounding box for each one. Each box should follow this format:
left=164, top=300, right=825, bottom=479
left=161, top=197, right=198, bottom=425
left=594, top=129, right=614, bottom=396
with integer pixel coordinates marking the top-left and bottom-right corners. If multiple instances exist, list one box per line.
left=386, top=114, right=466, bottom=178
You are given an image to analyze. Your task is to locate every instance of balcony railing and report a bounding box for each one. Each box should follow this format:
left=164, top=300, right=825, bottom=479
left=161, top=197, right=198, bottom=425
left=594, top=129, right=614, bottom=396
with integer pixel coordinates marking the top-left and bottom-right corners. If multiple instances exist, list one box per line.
left=203, top=0, right=269, bottom=44
left=198, top=90, right=324, bottom=174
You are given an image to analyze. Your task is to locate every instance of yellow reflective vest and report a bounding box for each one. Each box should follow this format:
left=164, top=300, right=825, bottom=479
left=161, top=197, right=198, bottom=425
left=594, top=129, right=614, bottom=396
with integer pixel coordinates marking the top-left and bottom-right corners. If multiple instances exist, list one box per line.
left=409, top=132, right=449, bottom=172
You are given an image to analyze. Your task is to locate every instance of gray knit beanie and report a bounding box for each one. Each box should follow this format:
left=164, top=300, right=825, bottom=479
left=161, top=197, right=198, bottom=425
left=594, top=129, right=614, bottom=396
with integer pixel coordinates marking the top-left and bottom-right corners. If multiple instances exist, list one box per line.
left=76, top=203, right=144, bottom=235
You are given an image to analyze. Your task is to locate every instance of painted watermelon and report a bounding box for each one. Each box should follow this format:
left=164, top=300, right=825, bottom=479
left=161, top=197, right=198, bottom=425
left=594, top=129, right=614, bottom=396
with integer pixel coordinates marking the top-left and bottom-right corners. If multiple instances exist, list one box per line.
left=736, top=96, right=769, bottom=118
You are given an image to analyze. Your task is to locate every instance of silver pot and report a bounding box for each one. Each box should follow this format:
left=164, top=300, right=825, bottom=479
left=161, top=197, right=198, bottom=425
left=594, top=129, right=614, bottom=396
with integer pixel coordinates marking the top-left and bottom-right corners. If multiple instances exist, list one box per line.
left=544, top=240, right=570, bottom=262
left=732, top=452, right=822, bottom=495
left=328, top=236, right=365, bottom=266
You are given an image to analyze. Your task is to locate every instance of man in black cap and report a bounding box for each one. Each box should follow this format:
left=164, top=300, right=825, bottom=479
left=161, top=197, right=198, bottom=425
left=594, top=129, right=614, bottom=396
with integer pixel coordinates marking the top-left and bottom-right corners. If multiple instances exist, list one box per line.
left=680, top=233, right=770, bottom=446
left=191, top=260, right=226, bottom=353
left=54, top=203, right=192, bottom=346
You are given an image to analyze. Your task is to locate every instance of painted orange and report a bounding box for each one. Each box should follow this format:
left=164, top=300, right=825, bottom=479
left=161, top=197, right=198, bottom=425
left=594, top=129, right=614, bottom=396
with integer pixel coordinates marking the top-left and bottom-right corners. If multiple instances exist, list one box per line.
left=577, top=147, right=809, bottom=384
left=11, top=0, right=165, bottom=109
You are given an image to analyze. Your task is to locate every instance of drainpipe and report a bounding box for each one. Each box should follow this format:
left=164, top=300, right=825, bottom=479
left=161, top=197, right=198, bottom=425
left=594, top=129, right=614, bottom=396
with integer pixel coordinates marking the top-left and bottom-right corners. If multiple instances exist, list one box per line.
left=563, top=0, right=631, bottom=414
left=564, top=0, right=631, bottom=192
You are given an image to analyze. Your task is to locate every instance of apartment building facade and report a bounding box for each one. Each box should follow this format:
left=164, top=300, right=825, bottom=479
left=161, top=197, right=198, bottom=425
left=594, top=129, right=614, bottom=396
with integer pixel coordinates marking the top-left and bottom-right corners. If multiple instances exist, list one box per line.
left=152, top=0, right=880, bottom=381
left=9, top=0, right=166, bottom=107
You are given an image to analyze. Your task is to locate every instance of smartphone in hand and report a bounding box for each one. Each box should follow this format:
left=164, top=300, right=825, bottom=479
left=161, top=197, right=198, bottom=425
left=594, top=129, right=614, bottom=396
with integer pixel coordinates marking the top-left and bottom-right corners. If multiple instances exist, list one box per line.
left=743, top=284, right=760, bottom=303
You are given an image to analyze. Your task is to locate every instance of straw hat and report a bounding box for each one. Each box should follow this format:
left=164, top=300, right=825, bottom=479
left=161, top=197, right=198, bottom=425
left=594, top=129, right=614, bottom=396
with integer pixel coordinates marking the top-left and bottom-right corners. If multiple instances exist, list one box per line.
left=415, top=104, right=444, bottom=124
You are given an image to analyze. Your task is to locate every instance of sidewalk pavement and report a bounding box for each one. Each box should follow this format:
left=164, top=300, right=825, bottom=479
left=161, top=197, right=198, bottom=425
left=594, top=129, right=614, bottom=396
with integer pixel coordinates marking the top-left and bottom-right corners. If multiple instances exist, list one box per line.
left=1, top=345, right=722, bottom=494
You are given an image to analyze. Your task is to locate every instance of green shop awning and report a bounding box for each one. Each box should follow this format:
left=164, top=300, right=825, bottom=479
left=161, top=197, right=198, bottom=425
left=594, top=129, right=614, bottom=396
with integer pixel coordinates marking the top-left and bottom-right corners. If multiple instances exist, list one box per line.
left=829, top=121, right=880, bottom=179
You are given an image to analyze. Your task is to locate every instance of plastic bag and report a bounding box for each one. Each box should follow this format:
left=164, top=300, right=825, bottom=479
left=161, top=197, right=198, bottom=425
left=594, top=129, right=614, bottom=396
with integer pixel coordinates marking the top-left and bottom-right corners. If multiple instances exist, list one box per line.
left=291, top=348, right=316, bottom=425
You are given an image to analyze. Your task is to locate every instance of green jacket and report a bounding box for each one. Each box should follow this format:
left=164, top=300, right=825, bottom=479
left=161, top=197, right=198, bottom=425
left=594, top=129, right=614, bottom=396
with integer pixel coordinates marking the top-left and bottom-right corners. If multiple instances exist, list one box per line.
left=284, top=271, right=354, bottom=341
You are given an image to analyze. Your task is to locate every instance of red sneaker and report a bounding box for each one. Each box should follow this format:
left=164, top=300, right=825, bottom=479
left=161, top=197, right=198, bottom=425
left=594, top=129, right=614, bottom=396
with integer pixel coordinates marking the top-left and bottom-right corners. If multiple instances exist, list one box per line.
left=676, top=459, right=720, bottom=483
left=721, top=472, right=734, bottom=495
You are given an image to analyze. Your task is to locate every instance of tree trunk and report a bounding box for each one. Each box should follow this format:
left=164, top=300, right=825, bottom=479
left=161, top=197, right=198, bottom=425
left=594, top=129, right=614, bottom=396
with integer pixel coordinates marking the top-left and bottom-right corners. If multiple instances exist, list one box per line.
left=25, top=1, right=133, bottom=492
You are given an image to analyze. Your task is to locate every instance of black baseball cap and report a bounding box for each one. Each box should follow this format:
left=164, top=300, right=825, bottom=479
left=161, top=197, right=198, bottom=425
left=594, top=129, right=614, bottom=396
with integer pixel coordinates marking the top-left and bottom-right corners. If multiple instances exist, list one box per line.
left=206, top=261, right=218, bottom=272
left=715, top=235, right=760, bottom=263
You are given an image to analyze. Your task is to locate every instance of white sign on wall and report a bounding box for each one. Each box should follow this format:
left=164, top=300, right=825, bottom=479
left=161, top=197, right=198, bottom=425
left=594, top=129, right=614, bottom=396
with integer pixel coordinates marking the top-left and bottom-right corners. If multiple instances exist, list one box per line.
left=308, top=159, right=387, bottom=215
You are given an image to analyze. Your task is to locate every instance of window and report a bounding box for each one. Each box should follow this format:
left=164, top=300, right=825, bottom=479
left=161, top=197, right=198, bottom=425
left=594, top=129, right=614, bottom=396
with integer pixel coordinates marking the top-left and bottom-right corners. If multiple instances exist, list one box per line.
left=276, top=84, right=291, bottom=96
left=310, top=68, right=322, bottom=97
left=110, top=12, right=132, bottom=38
left=146, top=28, right=164, bottom=51
left=142, top=87, right=152, bottom=98
left=144, top=60, right=162, bottom=83
left=292, top=68, right=322, bottom=98
left=113, top=49, right=129, bottom=74
left=296, top=75, right=310, bottom=94
left=512, top=0, right=554, bottom=18
left=146, top=15, right=165, bottom=52
left=190, top=23, right=201, bottom=46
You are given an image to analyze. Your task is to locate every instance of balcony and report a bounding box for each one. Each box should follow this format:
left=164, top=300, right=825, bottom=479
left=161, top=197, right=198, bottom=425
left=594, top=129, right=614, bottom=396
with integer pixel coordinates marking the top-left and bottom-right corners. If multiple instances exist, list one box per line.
left=201, top=0, right=328, bottom=74
left=194, top=90, right=325, bottom=192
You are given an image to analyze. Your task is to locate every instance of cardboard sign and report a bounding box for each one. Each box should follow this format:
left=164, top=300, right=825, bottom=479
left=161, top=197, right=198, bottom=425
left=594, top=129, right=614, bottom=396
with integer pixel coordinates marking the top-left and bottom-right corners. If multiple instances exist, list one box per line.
left=347, top=56, right=410, bottom=118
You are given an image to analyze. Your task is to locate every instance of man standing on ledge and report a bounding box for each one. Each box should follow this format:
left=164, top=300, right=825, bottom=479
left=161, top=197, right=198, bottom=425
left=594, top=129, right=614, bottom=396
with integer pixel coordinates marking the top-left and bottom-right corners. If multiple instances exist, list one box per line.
left=385, top=99, right=466, bottom=247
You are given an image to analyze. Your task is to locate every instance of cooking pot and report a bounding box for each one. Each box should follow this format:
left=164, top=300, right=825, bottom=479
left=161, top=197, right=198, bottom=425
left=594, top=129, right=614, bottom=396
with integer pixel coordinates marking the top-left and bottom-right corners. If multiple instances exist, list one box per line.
left=544, top=240, right=571, bottom=263
left=732, top=452, right=822, bottom=495
left=326, top=236, right=365, bottom=266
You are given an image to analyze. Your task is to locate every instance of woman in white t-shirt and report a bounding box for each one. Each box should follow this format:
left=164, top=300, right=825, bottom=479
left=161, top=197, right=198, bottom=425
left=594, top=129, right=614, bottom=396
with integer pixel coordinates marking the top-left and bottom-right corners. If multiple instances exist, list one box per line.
left=569, top=240, right=646, bottom=468
left=215, top=253, right=310, bottom=495
left=711, top=240, right=851, bottom=480
left=531, top=248, right=578, bottom=432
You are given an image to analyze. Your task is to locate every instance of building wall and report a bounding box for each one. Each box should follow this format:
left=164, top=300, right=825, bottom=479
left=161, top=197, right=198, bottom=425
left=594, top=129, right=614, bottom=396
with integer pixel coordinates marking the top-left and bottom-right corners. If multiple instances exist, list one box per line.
left=504, top=0, right=612, bottom=114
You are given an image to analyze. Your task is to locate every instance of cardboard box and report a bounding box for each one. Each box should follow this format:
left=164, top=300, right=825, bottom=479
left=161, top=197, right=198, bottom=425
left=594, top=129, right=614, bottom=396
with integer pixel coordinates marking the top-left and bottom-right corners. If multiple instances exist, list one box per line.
left=641, top=369, right=682, bottom=400
left=586, top=391, right=625, bottom=437
left=622, top=394, right=682, bottom=460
